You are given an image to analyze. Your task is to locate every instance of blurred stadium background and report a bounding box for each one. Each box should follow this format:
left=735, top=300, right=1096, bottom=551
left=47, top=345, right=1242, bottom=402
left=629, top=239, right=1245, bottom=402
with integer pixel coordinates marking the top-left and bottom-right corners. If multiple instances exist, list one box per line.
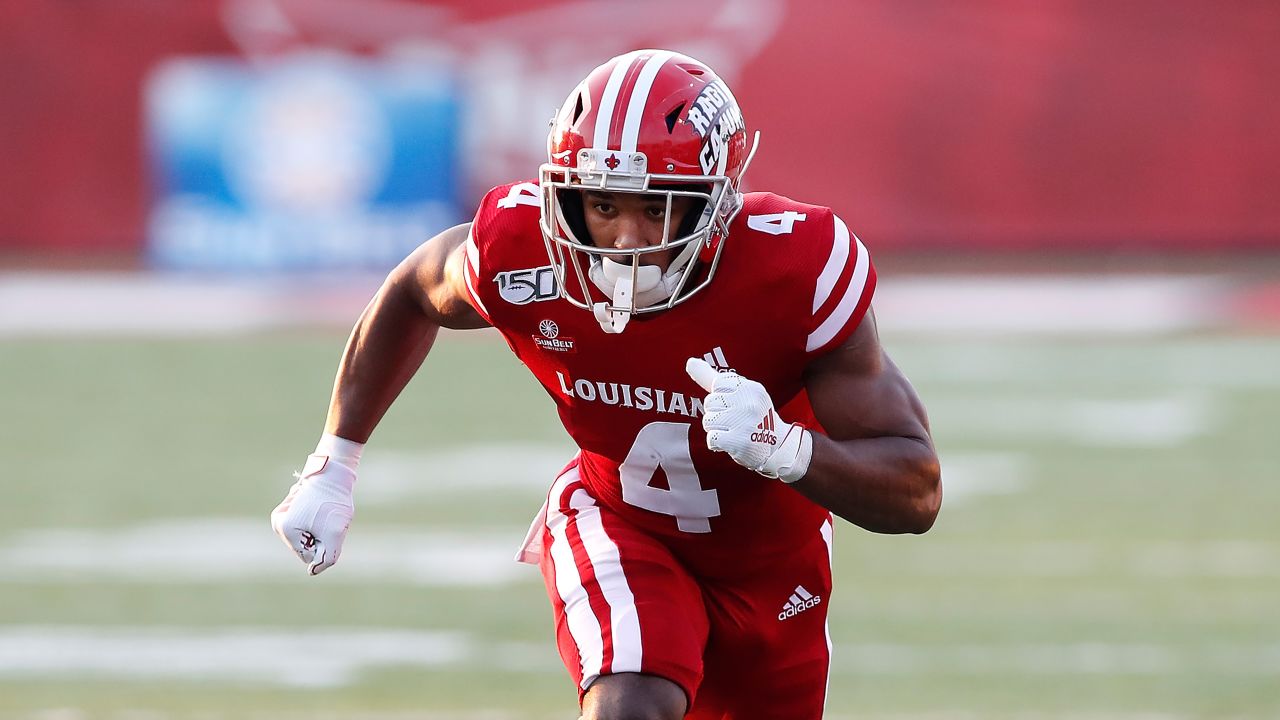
left=2, top=1, right=1279, bottom=718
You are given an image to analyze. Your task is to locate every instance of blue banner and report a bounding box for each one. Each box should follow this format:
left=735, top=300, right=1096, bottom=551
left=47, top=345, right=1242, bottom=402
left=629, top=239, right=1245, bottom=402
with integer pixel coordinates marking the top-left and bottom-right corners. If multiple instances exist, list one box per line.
left=146, top=54, right=460, bottom=270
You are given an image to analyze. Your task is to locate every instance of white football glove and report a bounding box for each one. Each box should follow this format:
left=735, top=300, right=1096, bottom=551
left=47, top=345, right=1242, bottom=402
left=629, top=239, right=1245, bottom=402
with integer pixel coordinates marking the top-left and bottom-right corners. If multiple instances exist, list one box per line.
left=686, top=358, right=814, bottom=483
left=270, top=434, right=363, bottom=576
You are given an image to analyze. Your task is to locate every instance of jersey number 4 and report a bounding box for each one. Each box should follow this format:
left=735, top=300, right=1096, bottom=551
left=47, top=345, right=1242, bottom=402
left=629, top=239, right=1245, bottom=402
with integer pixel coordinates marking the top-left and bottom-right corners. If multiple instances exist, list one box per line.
left=619, top=422, right=720, bottom=533
left=746, top=211, right=807, bottom=235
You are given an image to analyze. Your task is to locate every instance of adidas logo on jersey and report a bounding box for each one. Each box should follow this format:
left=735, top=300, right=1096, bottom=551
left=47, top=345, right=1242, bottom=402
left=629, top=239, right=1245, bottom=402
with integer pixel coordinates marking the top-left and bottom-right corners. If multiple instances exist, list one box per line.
left=701, top=346, right=732, bottom=373
left=778, top=585, right=822, bottom=621
left=750, top=411, right=777, bottom=445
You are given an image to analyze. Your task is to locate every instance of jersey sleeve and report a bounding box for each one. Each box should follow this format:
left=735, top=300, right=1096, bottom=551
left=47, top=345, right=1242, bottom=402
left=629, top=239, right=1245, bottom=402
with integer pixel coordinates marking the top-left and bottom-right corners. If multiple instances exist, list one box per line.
left=461, top=224, right=492, bottom=325
left=803, top=212, right=877, bottom=356
left=459, top=181, right=544, bottom=326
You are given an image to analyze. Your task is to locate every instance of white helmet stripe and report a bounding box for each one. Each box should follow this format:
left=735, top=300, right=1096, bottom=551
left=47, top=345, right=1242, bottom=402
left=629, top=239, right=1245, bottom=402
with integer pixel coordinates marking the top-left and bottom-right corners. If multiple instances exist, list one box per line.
left=593, top=51, right=643, bottom=150
left=620, top=50, right=675, bottom=154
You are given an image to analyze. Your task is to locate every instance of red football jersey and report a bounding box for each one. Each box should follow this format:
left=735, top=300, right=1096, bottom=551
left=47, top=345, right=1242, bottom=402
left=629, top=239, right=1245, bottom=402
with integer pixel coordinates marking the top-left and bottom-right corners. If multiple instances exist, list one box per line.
left=463, top=181, right=876, bottom=579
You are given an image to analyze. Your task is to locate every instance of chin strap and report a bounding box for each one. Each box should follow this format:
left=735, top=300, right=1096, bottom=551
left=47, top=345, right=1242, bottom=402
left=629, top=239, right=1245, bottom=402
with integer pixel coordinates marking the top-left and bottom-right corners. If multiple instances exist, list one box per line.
left=592, top=272, right=634, bottom=333
left=588, top=258, right=676, bottom=334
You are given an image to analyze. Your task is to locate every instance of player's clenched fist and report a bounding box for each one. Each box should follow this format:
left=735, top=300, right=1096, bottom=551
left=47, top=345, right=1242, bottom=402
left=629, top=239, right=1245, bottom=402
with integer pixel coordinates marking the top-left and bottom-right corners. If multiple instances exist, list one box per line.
left=685, top=358, right=814, bottom=484
left=270, top=435, right=363, bottom=575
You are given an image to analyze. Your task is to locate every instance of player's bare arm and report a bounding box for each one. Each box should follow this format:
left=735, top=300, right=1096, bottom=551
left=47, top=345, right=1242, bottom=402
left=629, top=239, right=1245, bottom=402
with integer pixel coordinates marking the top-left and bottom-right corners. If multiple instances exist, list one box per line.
left=798, top=308, right=942, bottom=534
left=270, top=222, right=487, bottom=575
left=326, top=222, right=488, bottom=443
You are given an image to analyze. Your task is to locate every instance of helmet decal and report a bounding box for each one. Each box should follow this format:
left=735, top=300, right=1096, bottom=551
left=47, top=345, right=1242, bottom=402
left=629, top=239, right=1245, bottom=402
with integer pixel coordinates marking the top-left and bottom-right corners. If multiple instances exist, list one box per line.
left=687, top=80, right=747, bottom=174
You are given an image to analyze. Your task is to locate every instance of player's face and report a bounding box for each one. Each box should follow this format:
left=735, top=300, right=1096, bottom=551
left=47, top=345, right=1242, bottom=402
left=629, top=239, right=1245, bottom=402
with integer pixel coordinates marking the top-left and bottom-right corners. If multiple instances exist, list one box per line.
left=582, top=191, right=696, bottom=271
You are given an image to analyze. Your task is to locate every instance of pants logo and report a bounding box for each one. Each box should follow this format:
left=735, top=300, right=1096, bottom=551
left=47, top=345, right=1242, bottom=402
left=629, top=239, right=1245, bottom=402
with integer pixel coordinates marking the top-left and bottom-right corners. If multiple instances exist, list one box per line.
left=778, top=585, right=821, bottom=621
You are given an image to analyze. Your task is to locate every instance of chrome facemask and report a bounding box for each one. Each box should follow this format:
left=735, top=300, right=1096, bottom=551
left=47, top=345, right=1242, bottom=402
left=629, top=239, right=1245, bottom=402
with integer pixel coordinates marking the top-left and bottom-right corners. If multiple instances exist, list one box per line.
left=539, top=137, right=758, bottom=334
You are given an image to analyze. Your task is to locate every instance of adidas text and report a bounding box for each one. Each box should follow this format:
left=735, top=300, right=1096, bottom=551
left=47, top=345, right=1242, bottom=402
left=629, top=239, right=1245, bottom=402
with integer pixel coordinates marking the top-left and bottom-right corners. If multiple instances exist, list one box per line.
left=778, top=586, right=822, bottom=621
left=752, top=412, right=778, bottom=444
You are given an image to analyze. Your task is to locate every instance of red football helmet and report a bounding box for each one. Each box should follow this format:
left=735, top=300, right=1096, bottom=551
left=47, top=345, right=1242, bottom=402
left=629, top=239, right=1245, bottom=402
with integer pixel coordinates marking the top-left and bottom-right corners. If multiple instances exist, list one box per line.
left=539, top=49, right=759, bottom=333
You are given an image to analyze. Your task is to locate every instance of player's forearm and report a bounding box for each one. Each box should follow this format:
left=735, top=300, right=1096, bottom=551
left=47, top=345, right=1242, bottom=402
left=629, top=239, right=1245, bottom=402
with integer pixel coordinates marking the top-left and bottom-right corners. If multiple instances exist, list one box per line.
left=324, top=280, right=440, bottom=443
left=793, top=433, right=941, bottom=534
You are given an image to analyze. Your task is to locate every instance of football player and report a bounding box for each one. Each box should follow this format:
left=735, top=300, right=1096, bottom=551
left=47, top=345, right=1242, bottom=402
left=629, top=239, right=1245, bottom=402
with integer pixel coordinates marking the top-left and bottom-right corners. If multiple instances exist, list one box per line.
left=272, top=49, right=941, bottom=720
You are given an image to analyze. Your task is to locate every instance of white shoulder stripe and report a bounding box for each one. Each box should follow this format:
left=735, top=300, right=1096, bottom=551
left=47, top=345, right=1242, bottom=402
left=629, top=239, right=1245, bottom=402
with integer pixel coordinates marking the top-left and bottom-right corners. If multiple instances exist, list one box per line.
left=806, top=234, right=870, bottom=352
left=812, top=215, right=851, bottom=314
left=593, top=52, right=641, bottom=150
left=621, top=50, right=674, bottom=154
left=461, top=233, right=488, bottom=316
left=464, top=233, right=480, bottom=274
left=462, top=264, right=488, bottom=318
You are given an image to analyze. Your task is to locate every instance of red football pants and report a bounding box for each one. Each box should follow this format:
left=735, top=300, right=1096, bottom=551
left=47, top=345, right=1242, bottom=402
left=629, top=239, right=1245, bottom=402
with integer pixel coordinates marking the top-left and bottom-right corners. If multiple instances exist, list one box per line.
left=537, top=463, right=835, bottom=719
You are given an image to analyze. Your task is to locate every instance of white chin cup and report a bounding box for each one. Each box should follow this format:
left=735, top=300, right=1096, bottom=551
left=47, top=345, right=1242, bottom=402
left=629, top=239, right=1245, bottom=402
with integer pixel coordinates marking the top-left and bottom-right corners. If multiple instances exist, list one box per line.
left=588, top=258, right=682, bottom=334
left=593, top=257, right=664, bottom=293
left=590, top=257, right=681, bottom=304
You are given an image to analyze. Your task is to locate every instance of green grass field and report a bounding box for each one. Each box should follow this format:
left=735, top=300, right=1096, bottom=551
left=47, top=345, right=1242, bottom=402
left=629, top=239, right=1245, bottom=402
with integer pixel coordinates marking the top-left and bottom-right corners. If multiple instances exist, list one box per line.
left=2, top=330, right=1278, bottom=719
